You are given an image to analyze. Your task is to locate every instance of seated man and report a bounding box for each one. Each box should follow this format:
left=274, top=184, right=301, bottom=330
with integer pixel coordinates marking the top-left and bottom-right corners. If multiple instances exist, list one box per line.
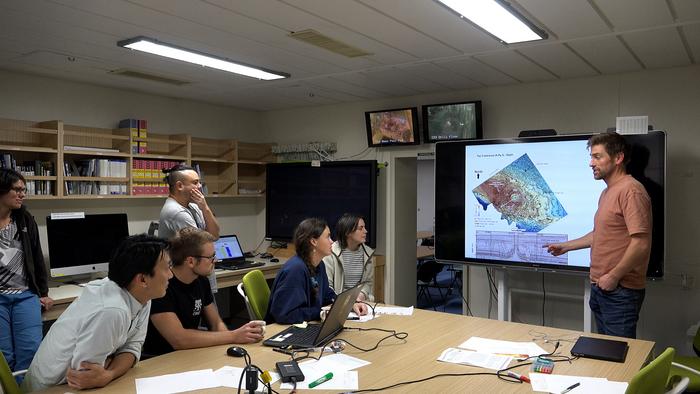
left=22, top=235, right=172, bottom=391
left=143, top=228, right=263, bottom=357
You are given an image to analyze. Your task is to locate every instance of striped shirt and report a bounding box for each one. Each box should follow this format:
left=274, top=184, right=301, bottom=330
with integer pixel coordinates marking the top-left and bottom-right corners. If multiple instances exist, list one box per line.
left=340, top=248, right=365, bottom=292
left=0, top=220, right=28, bottom=294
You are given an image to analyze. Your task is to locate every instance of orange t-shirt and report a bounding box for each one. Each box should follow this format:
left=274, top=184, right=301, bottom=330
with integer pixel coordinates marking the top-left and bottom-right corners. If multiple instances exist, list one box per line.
left=590, top=175, right=652, bottom=289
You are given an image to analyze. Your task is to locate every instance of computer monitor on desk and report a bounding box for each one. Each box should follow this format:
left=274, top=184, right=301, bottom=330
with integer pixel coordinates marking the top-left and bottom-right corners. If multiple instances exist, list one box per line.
left=46, top=213, right=129, bottom=278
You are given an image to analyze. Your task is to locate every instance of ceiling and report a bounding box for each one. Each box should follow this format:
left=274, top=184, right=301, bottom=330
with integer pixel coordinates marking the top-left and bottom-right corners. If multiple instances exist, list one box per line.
left=1, top=0, right=699, bottom=111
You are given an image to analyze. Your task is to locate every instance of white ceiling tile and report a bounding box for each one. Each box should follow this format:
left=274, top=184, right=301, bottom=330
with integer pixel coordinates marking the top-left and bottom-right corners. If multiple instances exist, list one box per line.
left=436, top=57, right=517, bottom=86
left=671, top=0, right=700, bottom=22
left=518, top=43, right=599, bottom=78
left=518, top=0, right=610, bottom=39
left=594, top=0, right=674, bottom=31
left=280, top=0, right=461, bottom=59
left=397, top=63, right=482, bottom=90
left=623, top=27, right=690, bottom=69
left=334, top=72, right=421, bottom=97
left=362, top=67, right=448, bottom=94
left=682, top=23, right=700, bottom=61
left=304, top=77, right=387, bottom=100
left=476, top=51, right=557, bottom=82
left=568, top=36, right=642, bottom=74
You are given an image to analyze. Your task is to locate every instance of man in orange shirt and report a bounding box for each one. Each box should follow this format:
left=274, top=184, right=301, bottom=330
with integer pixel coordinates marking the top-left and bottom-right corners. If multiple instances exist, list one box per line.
left=545, top=132, right=651, bottom=338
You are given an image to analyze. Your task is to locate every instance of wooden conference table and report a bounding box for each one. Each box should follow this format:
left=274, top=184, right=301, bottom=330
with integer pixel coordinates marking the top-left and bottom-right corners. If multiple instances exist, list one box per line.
left=44, top=259, right=284, bottom=321
left=37, top=308, right=654, bottom=393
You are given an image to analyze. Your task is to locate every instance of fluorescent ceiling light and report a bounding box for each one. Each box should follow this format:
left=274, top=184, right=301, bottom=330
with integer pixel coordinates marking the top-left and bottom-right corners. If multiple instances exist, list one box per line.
left=117, top=36, right=289, bottom=80
left=436, top=0, right=547, bottom=44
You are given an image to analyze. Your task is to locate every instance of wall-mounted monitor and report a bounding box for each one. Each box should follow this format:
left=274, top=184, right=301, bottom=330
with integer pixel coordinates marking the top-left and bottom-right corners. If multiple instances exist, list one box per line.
left=434, top=131, right=665, bottom=277
left=266, top=160, right=377, bottom=248
left=47, top=213, right=130, bottom=277
left=365, top=107, right=419, bottom=147
left=423, top=100, right=482, bottom=143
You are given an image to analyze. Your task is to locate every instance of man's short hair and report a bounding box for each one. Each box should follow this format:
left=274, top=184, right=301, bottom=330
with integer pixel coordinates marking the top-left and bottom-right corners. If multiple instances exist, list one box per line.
left=163, top=164, right=195, bottom=193
left=0, top=168, right=26, bottom=196
left=108, top=234, right=170, bottom=288
left=588, top=132, right=631, bottom=166
left=170, top=227, right=216, bottom=267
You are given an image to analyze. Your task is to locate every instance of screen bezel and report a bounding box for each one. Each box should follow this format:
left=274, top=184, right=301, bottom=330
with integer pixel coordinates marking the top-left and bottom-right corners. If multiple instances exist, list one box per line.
left=435, top=132, right=666, bottom=276
left=422, top=100, right=483, bottom=143
left=365, top=107, right=420, bottom=147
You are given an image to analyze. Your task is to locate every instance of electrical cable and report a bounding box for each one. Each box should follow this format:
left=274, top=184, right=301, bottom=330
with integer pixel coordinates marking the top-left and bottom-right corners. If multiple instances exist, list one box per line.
left=542, top=272, right=546, bottom=326
left=335, top=146, right=372, bottom=161
left=345, top=371, right=499, bottom=393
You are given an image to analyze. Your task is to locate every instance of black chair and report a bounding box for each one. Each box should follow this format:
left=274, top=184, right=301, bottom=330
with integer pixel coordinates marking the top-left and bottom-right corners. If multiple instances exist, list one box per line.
left=417, top=257, right=446, bottom=311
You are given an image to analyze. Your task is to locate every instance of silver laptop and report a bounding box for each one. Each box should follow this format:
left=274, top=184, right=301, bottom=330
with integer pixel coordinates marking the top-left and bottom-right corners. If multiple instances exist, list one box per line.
left=213, top=234, right=263, bottom=270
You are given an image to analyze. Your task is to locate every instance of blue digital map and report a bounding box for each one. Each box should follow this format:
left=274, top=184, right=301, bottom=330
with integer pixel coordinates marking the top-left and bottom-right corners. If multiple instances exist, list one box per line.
left=472, top=153, right=567, bottom=232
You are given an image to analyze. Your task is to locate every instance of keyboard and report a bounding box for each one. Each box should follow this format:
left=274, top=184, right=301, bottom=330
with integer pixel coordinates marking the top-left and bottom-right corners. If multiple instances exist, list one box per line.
left=215, top=260, right=265, bottom=270
left=263, top=325, right=321, bottom=348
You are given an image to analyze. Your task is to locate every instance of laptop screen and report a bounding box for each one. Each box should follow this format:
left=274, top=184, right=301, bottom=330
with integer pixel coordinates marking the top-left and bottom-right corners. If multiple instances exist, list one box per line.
left=214, top=235, right=245, bottom=261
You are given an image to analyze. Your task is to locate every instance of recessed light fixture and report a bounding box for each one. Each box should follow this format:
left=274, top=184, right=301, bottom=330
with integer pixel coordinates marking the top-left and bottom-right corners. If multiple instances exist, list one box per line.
left=435, top=0, right=547, bottom=44
left=117, top=36, right=289, bottom=80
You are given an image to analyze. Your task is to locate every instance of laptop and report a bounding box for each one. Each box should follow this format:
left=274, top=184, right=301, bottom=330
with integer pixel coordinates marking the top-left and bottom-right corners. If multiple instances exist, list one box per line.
left=213, top=234, right=264, bottom=270
left=570, top=336, right=629, bottom=363
left=263, top=284, right=363, bottom=349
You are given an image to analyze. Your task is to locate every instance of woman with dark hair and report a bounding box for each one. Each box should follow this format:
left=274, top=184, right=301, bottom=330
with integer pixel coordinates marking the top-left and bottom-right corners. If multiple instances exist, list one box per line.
left=0, top=168, right=52, bottom=377
left=265, top=218, right=367, bottom=324
left=323, top=213, right=375, bottom=302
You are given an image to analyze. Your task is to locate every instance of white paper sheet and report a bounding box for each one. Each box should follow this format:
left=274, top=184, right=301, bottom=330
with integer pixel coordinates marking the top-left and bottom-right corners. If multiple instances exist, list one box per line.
left=459, top=337, right=548, bottom=357
left=214, top=366, right=280, bottom=388
left=437, top=348, right=513, bottom=370
left=529, top=373, right=627, bottom=394
left=348, top=311, right=376, bottom=322
left=374, top=306, right=414, bottom=316
left=279, top=353, right=370, bottom=390
left=135, top=369, right=220, bottom=394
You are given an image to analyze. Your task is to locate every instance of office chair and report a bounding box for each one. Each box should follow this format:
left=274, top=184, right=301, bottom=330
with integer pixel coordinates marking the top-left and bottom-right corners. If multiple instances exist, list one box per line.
left=147, top=221, right=159, bottom=236
left=416, top=257, right=446, bottom=311
left=236, top=269, right=270, bottom=320
left=669, top=325, right=700, bottom=392
left=0, top=351, right=24, bottom=394
left=625, top=347, right=688, bottom=394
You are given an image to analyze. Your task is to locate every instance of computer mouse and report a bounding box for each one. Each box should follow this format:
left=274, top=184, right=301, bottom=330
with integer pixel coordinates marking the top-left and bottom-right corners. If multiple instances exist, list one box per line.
left=270, top=258, right=279, bottom=263
left=226, top=346, right=247, bottom=357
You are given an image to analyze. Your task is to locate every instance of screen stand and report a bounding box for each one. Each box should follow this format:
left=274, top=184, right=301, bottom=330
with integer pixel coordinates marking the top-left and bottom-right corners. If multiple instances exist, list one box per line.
left=496, top=269, right=509, bottom=321
left=583, top=279, right=592, bottom=333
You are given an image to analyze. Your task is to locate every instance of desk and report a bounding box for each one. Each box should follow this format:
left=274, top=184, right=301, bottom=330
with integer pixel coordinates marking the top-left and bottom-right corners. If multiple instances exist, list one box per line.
left=37, top=308, right=654, bottom=393
left=44, top=260, right=284, bottom=322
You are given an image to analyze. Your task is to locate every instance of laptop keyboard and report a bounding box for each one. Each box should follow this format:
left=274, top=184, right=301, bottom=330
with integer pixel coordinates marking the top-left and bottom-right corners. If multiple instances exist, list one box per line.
left=216, top=260, right=265, bottom=270
left=271, top=325, right=321, bottom=347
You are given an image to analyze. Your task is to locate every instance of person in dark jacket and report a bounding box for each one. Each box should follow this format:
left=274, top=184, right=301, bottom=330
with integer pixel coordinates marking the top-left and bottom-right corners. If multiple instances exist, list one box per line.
left=265, top=218, right=367, bottom=324
left=0, top=168, right=52, bottom=377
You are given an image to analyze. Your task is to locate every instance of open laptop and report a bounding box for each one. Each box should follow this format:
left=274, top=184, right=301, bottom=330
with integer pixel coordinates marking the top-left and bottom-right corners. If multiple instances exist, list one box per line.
left=570, top=336, right=629, bottom=363
left=263, top=284, right=363, bottom=349
left=213, top=234, right=264, bottom=270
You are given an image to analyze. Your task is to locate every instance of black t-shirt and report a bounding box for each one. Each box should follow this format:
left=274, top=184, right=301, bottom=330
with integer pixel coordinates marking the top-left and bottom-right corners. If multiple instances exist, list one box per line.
left=143, top=274, right=213, bottom=356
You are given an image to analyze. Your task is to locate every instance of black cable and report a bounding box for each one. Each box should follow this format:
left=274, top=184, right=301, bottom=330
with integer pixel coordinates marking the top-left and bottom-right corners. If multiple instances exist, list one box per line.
left=344, top=372, right=499, bottom=393
left=542, top=272, right=546, bottom=326
left=340, top=327, right=408, bottom=352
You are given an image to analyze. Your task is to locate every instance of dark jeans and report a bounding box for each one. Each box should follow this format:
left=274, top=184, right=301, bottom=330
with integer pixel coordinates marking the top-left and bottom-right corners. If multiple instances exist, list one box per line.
left=590, top=284, right=645, bottom=339
left=0, top=291, right=43, bottom=381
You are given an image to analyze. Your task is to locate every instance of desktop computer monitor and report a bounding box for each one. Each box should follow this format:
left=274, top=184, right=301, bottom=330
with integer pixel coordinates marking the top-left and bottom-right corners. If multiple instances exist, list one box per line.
left=46, top=213, right=129, bottom=278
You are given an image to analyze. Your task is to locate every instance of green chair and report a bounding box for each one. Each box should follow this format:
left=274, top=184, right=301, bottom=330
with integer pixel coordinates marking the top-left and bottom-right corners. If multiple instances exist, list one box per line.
left=670, top=326, right=700, bottom=392
left=626, top=347, right=687, bottom=394
left=0, top=351, right=23, bottom=394
left=236, top=269, right=270, bottom=321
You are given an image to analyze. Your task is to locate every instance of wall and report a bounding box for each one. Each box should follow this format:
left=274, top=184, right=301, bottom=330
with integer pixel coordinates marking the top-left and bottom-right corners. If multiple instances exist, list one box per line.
left=261, top=64, right=700, bottom=354
left=0, top=69, right=269, bottom=256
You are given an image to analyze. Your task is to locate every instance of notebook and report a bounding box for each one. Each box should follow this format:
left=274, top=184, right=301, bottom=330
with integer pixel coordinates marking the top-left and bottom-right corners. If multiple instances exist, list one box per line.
left=570, top=336, right=629, bottom=363
left=213, top=234, right=263, bottom=270
left=263, top=283, right=363, bottom=349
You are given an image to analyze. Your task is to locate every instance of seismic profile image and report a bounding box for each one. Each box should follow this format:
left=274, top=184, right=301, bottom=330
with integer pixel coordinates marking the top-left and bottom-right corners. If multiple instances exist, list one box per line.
left=472, top=153, right=567, bottom=232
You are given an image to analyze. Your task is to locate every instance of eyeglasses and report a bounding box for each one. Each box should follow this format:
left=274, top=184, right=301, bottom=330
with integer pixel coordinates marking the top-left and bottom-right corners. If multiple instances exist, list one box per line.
left=195, top=254, right=217, bottom=262
left=10, top=187, right=26, bottom=194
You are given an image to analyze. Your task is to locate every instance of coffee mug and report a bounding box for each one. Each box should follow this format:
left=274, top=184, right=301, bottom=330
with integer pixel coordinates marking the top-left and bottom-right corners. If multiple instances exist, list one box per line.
left=251, top=320, right=266, bottom=335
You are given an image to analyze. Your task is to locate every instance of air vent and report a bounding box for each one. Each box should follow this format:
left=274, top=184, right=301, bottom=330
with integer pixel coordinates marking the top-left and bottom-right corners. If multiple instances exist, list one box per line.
left=109, top=69, right=189, bottom=86
left=288, top=29, right=372, bottom=58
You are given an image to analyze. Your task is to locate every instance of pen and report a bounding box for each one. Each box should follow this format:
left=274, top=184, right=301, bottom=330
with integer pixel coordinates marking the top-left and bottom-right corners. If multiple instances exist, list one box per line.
left=561, top=382, right=580, bottom=394
left=308, top=372, right=333, bottom=388
left=505, top=371, right=530, bottom=383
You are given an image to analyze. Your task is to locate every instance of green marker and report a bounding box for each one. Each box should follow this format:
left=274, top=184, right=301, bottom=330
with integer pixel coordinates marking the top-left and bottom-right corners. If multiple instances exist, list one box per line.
left=308, top=372, right=333, bottom=388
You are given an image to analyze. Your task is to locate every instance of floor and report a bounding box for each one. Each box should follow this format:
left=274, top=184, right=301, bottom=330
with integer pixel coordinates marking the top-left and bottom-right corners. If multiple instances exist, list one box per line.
left=416, top=264, right=466, bottom=315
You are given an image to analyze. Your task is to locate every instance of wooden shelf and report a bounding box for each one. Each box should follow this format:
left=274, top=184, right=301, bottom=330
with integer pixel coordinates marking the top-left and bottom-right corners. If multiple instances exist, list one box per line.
left=0, top=126, right=58, bottom=135
left=133, top=137, right=187, bottom=145
left=133, top=153, right=187, bottom=160
left=0, top=145, right=57, bottom=153
left=24, top=195, right=58, bottom=200
left=191, top=157, right=236, bottom=163
left=24, top=176, right=57, bottom=181
left=132, top=177, right=165, bottom=183
left=64, top=150, right=130, bottom=158
left=238, top=160, right=269, bottom=165
left=64, top=176, right=129, bottom=182
left=63, top=130, right=129, bottom=140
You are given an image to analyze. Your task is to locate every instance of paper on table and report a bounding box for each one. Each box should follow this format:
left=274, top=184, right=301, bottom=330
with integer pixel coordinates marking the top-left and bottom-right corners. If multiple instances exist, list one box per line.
left=279, top=353, right=370, bottom=390
left=459, top=337, right=547, bottom=357
left=348, top=311, right=376, bottom=322
left=529, top=373, right=628, bottom=394
left=135, top=369, right=220, bottom=394
left=437, top=348, right=513, bottom=370
left=374, top=306, right=414, bottom=316
left=214, top=366, right=280, bottom=388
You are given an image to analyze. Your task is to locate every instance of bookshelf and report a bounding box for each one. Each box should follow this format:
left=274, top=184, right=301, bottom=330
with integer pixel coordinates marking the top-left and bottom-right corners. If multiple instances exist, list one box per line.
left=0, top=117, right=275, bottom=199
